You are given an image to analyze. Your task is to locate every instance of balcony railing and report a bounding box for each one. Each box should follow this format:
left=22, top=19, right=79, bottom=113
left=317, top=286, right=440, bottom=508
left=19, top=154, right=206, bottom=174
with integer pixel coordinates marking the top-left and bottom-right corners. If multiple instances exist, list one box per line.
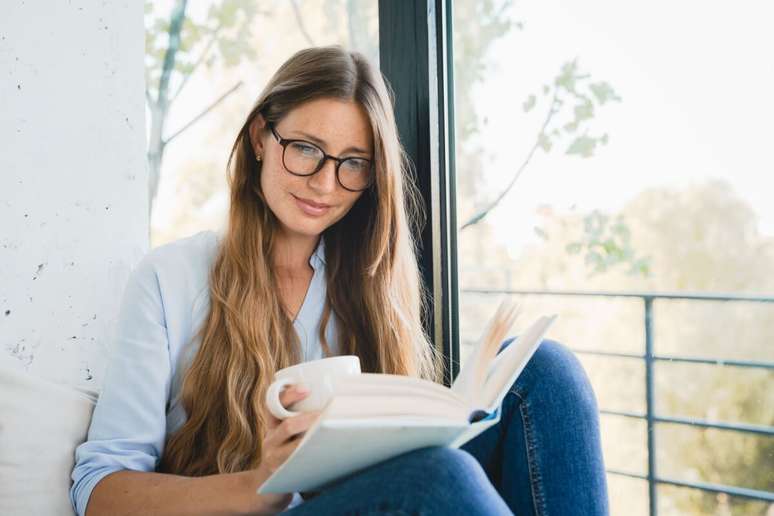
left=461, top=288, right=774, bottom=515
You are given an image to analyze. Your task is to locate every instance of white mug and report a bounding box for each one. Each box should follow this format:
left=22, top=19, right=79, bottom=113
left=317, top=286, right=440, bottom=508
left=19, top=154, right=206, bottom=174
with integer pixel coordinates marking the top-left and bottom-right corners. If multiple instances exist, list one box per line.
left=265, top=355, right=361, bottom=419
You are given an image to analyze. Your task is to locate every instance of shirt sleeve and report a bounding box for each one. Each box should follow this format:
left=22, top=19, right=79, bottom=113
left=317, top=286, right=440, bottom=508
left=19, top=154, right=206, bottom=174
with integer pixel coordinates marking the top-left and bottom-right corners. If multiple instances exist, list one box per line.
left=69, top=254, right=173, bottom=516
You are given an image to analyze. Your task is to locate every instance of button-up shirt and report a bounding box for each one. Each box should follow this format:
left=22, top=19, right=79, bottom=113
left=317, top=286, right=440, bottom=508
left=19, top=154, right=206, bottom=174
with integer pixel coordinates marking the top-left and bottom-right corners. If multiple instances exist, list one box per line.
left=69, top=230, right=336, bottom=516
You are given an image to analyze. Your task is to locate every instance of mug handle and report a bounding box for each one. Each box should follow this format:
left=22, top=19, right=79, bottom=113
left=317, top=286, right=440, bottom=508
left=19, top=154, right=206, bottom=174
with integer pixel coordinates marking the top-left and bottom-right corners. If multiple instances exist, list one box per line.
left=265, top=377, right=299, bottom=419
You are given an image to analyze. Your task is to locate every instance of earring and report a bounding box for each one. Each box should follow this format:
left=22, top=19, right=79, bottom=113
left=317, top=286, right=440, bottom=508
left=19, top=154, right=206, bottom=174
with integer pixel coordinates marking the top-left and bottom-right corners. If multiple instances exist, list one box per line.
left=256, top=154, right=262, bottom=162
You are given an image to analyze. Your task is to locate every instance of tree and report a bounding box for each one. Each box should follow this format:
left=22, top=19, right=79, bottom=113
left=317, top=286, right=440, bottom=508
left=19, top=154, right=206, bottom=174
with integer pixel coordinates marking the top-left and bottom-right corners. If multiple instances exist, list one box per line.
left=144, top=0, right=262, bottom=218
left=146, top=1, right=380, bottom=245
left=505, top=181, right=774, bottom=514
left=451, top=0, right=647, bottom=282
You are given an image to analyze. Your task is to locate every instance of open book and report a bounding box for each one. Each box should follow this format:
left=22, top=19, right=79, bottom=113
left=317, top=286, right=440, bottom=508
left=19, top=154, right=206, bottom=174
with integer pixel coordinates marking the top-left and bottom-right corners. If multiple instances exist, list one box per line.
left=258, top=301, right=557, bottom=494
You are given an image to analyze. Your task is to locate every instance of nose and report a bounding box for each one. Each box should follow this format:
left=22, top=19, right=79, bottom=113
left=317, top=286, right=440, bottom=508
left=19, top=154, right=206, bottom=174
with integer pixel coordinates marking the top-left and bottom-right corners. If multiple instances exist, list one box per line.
left=308, top=157, right=338, bottom=193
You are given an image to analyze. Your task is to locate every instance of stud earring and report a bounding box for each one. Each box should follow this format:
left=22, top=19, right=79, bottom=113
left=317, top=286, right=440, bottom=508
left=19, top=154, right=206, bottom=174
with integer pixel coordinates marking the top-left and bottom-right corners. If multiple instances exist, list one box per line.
left=256, top=154, right=262, bottom=162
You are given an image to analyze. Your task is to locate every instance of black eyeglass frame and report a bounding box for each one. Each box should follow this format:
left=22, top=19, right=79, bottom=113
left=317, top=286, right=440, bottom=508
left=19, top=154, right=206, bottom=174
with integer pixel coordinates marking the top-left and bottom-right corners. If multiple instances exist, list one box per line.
left=267, top=122, right=375, bottom=192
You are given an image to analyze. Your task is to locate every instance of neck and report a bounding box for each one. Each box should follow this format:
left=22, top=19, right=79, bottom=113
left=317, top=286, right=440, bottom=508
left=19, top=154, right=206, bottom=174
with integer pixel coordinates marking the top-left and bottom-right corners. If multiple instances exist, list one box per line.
left=271, top=230, right=319, bottom=272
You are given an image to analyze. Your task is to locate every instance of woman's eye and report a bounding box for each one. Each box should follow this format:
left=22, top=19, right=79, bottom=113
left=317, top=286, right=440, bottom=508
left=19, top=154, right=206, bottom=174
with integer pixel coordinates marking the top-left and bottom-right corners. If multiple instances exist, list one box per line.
left=342, top=159, right=369, bottom=173
left=292, top=142, right=319, bottom=156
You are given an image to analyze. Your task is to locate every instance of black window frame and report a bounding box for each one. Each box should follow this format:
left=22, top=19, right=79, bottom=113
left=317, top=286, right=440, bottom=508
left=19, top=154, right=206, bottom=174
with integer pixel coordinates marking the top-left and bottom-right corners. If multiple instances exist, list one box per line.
left=379, top=0, right=459, bottom=386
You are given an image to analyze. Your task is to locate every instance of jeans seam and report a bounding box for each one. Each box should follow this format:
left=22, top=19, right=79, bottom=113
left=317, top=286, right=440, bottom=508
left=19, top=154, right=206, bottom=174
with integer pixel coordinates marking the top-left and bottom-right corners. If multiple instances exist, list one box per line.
left=513, top=388, right=548, bottom=516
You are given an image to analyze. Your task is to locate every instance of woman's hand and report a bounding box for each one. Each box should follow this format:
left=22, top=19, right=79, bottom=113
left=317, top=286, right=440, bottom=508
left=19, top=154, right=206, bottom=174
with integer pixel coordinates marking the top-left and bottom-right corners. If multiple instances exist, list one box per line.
left=243, top=385, right=321, bottom=515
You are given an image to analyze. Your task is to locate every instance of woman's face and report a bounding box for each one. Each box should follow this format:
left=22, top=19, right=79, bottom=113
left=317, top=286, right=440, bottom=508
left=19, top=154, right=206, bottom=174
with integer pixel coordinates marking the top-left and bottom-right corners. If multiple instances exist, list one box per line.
left=250, top=97, right=373, bottom=241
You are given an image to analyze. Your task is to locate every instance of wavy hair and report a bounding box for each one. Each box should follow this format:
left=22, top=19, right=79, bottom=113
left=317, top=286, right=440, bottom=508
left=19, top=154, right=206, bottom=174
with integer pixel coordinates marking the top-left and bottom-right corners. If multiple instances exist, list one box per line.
left=158, top=46, right=441, bottom=476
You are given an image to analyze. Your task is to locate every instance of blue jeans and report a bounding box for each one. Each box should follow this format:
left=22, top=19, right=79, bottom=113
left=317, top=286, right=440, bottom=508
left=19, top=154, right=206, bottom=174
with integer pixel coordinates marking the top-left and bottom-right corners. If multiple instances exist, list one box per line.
left=284, top=339, right=609, bottom=515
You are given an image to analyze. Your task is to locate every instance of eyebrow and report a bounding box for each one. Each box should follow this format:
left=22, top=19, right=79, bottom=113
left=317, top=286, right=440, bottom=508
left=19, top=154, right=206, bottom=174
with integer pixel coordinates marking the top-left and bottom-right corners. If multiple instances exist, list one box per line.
left=289, top=129, right=371, bottom=156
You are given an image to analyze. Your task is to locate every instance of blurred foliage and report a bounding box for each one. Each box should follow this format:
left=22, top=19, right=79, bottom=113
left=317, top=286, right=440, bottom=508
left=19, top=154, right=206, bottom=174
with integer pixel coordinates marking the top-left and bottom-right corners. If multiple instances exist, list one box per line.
left=563, top=211, right=651, bottom=277
left=325, top=0, right=379, bottom=64
left=144, top=3, right=773, bottom=513
left=147, top=0, right=378, bottom=229
left=144, top=0, right=265, bottom=217
left=526, top=59, right=621, bottom=158
left=144, top=0, right=263, bottom=102
left=453, top=0, right=638, bottom=277
left=453, top=0, right=521, bottom=198
left=502, top=181, right=774, bottom=514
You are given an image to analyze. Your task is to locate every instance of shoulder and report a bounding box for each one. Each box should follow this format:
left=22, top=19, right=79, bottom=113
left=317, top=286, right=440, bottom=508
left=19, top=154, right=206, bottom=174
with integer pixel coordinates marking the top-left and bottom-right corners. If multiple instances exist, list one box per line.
left=143, top=229, right=221, bottom=272
left=129, top=230, right=222, bottom=303
left=139, top=229, right=220, bottom=273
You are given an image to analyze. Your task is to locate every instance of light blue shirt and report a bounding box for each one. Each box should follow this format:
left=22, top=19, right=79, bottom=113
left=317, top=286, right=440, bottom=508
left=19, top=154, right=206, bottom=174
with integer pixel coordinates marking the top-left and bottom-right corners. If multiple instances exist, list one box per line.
left=69, top=230, right=336, bottom=516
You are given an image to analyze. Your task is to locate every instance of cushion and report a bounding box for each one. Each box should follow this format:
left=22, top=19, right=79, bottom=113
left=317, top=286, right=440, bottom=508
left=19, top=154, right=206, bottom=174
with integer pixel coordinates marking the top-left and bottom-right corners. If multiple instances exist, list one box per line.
left=0, top=364, right=97, bottom=516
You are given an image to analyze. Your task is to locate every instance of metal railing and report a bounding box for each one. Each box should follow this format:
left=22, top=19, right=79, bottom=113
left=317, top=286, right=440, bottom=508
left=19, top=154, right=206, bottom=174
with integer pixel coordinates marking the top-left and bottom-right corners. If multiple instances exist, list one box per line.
left=462, top=288, right=774, bottom=515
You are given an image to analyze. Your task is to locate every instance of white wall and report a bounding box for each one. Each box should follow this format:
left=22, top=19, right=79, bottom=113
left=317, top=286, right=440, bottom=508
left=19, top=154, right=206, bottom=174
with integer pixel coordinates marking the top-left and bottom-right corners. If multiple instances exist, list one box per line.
left=1, top=1, right=147, bottom=391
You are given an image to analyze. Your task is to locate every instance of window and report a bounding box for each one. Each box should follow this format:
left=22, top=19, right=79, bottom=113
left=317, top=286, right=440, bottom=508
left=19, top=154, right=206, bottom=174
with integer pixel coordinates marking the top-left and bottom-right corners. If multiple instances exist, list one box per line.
left=145, top=0, right=378, bottom=246
left=145, top=2, right=773, bottom=513
left=450, top=1, right=774, bottom=514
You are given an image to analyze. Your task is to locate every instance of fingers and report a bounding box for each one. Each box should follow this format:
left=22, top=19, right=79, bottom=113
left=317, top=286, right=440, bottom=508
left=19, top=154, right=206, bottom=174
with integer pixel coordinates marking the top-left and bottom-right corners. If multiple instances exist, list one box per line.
left=266, top=384, right=310, bottom=429
left=261, top=410, right=322, bottom=475
left=278, top=383, right=310, bottom=409
left=263, top=410, right=321, bottom=449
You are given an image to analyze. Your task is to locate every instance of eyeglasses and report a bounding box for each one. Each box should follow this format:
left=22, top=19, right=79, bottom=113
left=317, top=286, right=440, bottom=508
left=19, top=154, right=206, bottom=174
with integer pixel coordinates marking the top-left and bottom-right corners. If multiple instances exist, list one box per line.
left=267, top=122, right=374, bottom=192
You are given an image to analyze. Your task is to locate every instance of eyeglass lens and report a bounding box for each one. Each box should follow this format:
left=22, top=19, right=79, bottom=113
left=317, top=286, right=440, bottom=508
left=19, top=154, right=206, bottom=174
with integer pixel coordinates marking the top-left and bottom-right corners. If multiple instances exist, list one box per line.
left=284, top=141, right=371, bottom=191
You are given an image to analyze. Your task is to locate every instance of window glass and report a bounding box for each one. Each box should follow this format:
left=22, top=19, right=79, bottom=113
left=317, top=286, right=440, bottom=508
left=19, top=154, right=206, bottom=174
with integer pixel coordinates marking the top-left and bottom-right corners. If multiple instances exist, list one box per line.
left=451, top=1, right=773, bottom=514
left=145, top=0, right=378, bottom=245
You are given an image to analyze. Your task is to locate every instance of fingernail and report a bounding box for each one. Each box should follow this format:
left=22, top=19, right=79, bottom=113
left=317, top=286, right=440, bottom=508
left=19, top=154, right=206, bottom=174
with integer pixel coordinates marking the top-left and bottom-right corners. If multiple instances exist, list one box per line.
left=295, top=384, right=310, bottom=394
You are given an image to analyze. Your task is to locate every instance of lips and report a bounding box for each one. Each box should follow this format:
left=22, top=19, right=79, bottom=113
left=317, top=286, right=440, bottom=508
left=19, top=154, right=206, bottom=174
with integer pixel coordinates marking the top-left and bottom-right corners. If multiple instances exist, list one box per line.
left=293, top=195, right=330, bottom=208
left=292, top=194, right=332, bottom=217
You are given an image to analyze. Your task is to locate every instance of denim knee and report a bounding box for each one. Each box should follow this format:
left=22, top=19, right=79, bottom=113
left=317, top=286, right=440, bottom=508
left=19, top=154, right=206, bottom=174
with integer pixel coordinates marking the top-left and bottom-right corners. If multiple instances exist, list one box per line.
left=513, top=339, right=600, bottom=415
left=416, top=447, right=482, bottom=478
left=292, top=447, right=511, bottom=515
left=401, top=448, right=509, bottom=513
left=400, top=447, right=485, bottom=487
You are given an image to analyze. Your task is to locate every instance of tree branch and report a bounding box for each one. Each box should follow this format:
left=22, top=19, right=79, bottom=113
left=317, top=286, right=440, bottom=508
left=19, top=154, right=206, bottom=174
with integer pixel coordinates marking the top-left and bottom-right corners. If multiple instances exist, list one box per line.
left=169, top=23, right=222, bottom=105
left=290, top=0, right=316, bottom=46
left=157, top=0, right=188, bottom=111
left=145, top=88, right=155, bottom=109
left=459, top=91, right=559, bottom=231
left=164, top=81, right=243, bottom=144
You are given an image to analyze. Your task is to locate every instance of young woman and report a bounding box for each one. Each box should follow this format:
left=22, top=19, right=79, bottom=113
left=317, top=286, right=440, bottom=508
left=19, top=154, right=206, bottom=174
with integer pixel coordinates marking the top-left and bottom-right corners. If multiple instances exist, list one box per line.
left=70, top=46, right=608, bottom=515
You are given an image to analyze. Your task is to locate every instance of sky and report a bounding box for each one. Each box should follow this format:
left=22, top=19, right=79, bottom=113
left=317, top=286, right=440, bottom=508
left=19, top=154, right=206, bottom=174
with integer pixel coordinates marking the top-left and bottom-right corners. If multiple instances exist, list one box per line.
left=464, top=0, right=774, bottom=256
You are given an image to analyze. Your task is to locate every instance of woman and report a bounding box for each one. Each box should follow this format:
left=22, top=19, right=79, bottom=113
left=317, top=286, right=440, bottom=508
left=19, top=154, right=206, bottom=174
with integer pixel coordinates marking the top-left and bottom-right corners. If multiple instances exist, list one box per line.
left=70, top=46, right=608, bottom=515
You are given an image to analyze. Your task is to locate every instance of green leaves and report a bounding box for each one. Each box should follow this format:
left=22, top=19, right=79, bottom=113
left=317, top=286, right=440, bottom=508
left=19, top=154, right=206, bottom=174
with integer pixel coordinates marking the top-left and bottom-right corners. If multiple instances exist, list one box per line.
left=564, top=210, right=651, bottom=277
left=523, top=94, right=537, bottom=113
left=554, top=59, right=585, bottom=93
left=566, top=133, right=603, bottom=157
left=589, top=81, right=622, bottom=105
left=523, top=59, right=621, bottom=159
left=565, top=242, right=582, bottom=254
left=537, top=132, right=553, bottom=152
left=565, top=98, right=594, bottom=132
left=144, top=0, right=260, bottom=104
left=453, top=0, right=521, bottom=143
left=534, top=226, right=548, bottom=240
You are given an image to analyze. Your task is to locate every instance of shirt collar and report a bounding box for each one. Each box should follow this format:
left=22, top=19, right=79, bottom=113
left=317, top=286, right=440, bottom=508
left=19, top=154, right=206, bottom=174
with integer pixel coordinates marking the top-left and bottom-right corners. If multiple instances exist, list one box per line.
left=309, top=235, right=326, bottom=271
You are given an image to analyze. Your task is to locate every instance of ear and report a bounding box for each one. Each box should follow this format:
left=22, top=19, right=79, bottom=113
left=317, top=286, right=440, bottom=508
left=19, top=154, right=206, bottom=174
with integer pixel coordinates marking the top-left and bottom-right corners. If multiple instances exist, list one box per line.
left=248, top=113, right=267, bottom=157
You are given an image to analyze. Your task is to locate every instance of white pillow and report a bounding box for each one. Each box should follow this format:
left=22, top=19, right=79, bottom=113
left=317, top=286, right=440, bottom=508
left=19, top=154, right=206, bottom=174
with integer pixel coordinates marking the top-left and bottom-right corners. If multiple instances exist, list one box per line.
left=0, top=365, right=97, bottom=516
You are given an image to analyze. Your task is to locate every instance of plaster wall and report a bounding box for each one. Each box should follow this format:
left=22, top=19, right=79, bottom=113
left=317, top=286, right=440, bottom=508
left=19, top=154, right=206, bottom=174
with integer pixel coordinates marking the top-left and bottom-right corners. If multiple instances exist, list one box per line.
left=1, top=1, right=147, bottom=391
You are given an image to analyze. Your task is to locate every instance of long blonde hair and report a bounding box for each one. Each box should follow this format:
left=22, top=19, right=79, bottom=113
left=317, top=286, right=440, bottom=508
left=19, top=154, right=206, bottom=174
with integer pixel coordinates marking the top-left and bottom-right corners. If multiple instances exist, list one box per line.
left=158, top=46, right=441, bottom=476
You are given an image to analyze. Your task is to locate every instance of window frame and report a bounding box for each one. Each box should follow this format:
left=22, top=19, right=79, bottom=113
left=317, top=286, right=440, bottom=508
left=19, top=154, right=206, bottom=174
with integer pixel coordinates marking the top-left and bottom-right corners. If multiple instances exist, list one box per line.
left=378, top=0, right=459, bottom=385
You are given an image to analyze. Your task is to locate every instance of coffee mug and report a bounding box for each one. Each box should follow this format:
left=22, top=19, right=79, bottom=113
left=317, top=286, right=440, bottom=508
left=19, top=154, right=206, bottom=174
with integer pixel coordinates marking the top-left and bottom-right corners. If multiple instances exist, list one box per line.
left=265, top=355, right=361, bottom=419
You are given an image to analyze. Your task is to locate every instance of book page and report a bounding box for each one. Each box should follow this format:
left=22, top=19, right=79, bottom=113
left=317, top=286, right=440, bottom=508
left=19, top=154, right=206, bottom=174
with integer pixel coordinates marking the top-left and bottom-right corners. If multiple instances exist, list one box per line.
left=450, top=299, right=521, bottom=408
left=335, top=373, right=463, bottom=403
left=323, top=395, right=469, bottom=422
left=479, top=314, right=557, bottom=412
left=319, top=373, right=469, bottom=420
